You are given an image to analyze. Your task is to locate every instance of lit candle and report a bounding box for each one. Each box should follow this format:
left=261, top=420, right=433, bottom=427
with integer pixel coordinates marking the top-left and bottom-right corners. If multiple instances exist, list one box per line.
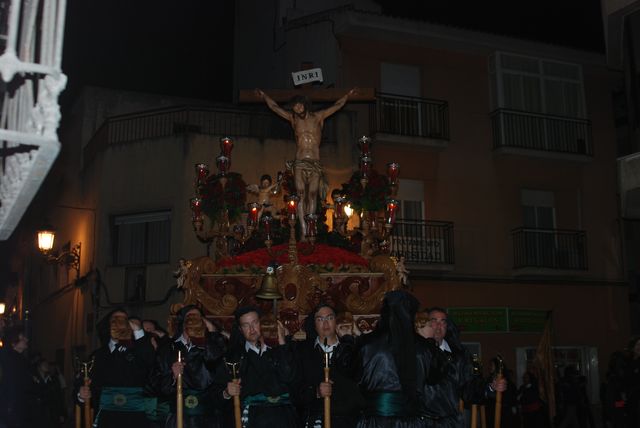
left=386, top=162, right=400, bottom=185
left=220, top=137, right=234, bottom=157
left=286, top=194, right=299, bottom=218
left=190, top=197, right=203, bottom=220
left=195, top=163, right=209, bottom=183
left=385, top=198, right=399, bottom=225
left=247, top=202, right=260, bottom=225
left=178, top=350, right=182, bottom=363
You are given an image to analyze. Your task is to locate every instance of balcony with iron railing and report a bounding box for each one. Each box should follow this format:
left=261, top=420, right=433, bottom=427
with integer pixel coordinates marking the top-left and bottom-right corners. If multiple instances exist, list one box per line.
left=369, top=92, right=449, bottom=147
left=491, top=109, right=593, bottom=158
left=390, top=220, right=455, bottom=268
left=83, top=105, right=341, bottom=165
left=512, top=227, right=587, bottom=271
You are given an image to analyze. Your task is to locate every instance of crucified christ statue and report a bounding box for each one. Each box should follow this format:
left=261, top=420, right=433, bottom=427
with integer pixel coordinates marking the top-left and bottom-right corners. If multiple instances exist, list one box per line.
left=255, top=87, right=356, bottom=237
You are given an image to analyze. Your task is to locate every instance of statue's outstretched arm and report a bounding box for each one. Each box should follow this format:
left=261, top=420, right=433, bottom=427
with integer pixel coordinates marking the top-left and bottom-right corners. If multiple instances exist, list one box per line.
left=256, top=88, right=291, bottom=122
left=318, top=88, right=357, bottom=120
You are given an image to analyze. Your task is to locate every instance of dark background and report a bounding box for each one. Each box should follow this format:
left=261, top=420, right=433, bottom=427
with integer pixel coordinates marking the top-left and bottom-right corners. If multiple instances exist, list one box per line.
left=60, top=0, right=605, bottom=106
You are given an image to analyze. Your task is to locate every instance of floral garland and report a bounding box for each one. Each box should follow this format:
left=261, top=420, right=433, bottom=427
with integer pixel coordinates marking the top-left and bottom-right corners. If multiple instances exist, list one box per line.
left=340, top=169, right=391, bottom=213
left=217, top=243, right=369, bottom=274
left=199, top=172, right=247, bottom=223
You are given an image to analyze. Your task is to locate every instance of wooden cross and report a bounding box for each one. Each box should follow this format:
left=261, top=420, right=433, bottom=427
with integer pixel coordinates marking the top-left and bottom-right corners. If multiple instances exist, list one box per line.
left=239, top=87, right=376, bottom=103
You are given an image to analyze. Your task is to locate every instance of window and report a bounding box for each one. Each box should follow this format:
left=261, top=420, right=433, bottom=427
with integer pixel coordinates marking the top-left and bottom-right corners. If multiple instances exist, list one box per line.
left=490, top=52, right=586, bottom=118
left=113, top=211, right=171, bottom=265
left=521, top=190, right=556, bottom=267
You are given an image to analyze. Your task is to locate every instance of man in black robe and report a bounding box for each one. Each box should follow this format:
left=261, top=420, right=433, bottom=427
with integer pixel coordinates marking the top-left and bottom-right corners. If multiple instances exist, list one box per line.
left=417, top=307, right=506, bottom=428
left=356, top=290, right=443, bottom=428
left=32, top=357, right=67, bottom=428
left=77, top=308, right=155, bottom=428
left=294, top=303, right=363, bottom=428
left=0, top=325, right=31, bottom=428
left=155, top=305, right=227, bottom=428
left=221, top=306, right=297, bottom=428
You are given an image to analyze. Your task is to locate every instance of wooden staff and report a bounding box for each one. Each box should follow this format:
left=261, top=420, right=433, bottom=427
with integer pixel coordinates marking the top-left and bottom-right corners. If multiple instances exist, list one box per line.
left=82, top=361, right=92, bottom=428
left=177, top=351, right=184, bottom=428
left=226, top=361, right=242, bottom=428
left=481, top=405, right=487, bottom=428
left=494, top=356, right=504, bottom=428
left=74, top=405, right=81, bottom=428
left=470, top=353, right=481, bottom=428
left=471, top=404, right=478, bottom=428
left=323, top=338, right=331, bottom=428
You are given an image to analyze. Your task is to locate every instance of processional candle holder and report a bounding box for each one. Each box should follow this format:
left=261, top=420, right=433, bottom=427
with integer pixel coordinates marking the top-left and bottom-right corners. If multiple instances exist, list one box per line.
left=385, top=198, right=399, bottom=233
left=360, top=156, right=372, bottom=189
left=285, top=194, right=300, bottom=263
left=191, top=137, right=256, bottom=253
left=262, top=214, right=273, bottom=248
left=387, top=162, right=400, bottom=196
left=195, top=163, right=209, bottom=187
left=190, top=197, right=204, bottom=231
left=332, top=195, right=347, bottom=234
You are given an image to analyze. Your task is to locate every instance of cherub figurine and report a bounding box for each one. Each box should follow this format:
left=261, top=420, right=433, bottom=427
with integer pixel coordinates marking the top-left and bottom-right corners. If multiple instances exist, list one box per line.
left=395, top=256, right=410, bottom=288
left=246, top=173, right=281, bottom=218
left=173, top=258, right=191, bottom=289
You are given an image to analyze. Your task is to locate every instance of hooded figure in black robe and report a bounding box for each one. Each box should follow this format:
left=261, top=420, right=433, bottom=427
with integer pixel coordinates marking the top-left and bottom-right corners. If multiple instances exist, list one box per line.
left=76, top=308, right=156, bottom=428
left=218, top=306, right=298, bottom=428
left=356, top=290, right=444, bottom=428
left=154, top=304, right=227, bottom=428
left=0, top=325, right=32, bottom=428
left=293, top=303, right=364, bottom=428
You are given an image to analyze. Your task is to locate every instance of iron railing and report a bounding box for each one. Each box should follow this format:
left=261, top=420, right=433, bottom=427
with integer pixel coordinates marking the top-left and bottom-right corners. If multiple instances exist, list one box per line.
left=512, top=227, right=587, bottom=270
left=390, top=220, right=454, bottom=265
left=369, top=92, right=449, bottom=140
left=491, top=109, right=593, bottom=156
left=84, top=105, right=341, bottom=163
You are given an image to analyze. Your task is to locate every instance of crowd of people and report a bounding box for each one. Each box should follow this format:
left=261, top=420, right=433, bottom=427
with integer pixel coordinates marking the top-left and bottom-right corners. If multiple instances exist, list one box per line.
left=601, top=337, right=640, bottom=428
left=0, top=289, right=541, bottom=428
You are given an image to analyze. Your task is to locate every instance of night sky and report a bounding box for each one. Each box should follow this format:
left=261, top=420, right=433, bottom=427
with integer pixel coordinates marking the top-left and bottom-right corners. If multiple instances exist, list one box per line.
left=60, top=0, right=605, bottom=107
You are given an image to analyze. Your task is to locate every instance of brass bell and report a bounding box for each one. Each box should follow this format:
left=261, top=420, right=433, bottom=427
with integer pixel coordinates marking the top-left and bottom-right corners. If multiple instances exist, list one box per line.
left=256, top=267, right=282, bottom=300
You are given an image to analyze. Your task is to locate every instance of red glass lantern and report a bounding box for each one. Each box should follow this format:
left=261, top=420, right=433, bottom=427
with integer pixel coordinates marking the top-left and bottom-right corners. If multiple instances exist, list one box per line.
left=190, top=197, right=203, bottom=219
left=360, top=156, right=372, bottom=179
left=333, top=196, right=346, bottom=219
left=262, top=215, right=273, bottom=240
left=358, top=136, right=372, bottom=156
left=195, top=163, right=209, bottom=183
left=216, top=155, right=230, bottom=175
left=385, top=198, right=399, bottom=225
left=220, top=137, right=234, bottom=157
left=386, top=162, right=400, bottom=185
left=247, top=202, right=260, bottom=225
left=286, top=194, right=299, bottom=218
left=304, top=214, right=318, bottom=237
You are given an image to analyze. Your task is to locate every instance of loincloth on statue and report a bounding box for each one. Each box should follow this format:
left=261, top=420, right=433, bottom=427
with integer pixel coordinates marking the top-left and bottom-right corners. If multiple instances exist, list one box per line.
left=286, top=159, right=328, bottom=200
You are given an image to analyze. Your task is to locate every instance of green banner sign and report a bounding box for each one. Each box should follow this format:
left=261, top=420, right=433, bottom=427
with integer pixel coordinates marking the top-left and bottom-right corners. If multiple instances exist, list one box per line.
left=447, top=308, right=508, bottom=332
left=508, top=309, right=548, bottom=332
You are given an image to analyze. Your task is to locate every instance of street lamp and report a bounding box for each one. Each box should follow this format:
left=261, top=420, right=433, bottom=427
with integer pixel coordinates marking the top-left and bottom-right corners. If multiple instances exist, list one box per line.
left=36, top=226, right=82, bottom=281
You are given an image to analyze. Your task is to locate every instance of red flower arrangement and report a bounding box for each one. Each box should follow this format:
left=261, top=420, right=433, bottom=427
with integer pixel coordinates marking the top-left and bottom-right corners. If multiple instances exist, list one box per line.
left=199, top=172, right=247, bottom=223
left=341, top=169, right=391, bottom=213
left=217, top=243, right=369, bottom=273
